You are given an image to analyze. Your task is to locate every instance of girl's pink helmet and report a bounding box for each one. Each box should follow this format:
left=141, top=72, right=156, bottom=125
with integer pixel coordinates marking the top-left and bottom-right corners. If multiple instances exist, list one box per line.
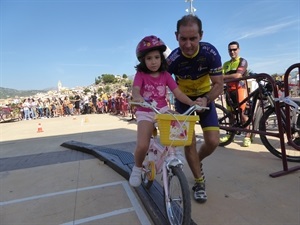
left=136, top=35, right=167, bottom=61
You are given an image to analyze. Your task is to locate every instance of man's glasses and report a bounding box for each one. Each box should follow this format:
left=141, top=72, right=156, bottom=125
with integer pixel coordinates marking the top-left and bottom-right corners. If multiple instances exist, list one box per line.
left=228, top=48, right=238, bottom=52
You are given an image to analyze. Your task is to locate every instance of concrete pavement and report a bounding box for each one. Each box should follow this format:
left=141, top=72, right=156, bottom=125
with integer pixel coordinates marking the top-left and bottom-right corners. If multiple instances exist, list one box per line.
left=0, top=114, right=299, bottom=225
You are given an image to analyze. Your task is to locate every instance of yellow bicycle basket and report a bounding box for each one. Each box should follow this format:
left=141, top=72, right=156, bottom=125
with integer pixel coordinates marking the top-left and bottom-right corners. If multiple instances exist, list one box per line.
left=155, top=114, right=199, bottom=146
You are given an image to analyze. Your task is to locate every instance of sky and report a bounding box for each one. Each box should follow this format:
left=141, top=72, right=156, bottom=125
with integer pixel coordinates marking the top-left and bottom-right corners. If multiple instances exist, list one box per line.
left=1, top=0, right=299, bottom=90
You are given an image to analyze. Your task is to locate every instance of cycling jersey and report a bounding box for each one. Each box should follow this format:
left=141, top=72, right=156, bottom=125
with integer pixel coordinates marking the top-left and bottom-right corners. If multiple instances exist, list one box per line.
left=167, top=42, right=223, bottom=97
left=223, top=57, right=248, bottom=90
left=166, top=42, right=222, bottom=130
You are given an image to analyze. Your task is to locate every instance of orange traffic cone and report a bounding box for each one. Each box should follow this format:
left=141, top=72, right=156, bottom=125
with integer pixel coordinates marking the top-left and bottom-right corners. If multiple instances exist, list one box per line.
left=37, top=123, right=44, bottom=133
left=84, top=117, right=89, bottom=123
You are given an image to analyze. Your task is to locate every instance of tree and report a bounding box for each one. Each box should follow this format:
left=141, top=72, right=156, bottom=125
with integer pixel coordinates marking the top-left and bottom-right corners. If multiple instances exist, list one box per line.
left=83, top=88, right=91, bottom=95
left=101, top=74, right=116, bottom=84
left=95, top=75, right=102, bottom=85
left=104, top=85, right=111, bottom=93
left=97, top=87, right=104, bottom=93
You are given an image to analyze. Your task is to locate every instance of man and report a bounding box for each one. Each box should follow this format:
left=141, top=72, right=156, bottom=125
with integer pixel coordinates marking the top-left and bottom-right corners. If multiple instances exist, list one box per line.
left=167, top=15, right=223, bottom=203
left=91, top=92, right=98, bottom=113
left=221, top=41, right=251, bottom=147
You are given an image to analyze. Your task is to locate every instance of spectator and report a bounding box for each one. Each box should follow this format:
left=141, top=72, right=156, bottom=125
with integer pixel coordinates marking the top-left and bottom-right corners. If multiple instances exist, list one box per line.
left=74, top=93, right=81, bottom=115
left=29, top=98, right=37, bottom=119
left=22, top=98, right=31, bottom=120
left=91, top=92, right=98, bottom=113
left=221, top=41, right=251, bottom=147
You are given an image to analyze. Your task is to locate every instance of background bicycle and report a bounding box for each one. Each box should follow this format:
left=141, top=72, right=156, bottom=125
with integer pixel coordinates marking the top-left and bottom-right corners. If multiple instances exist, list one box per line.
left=0, top=105, right=22, bottom=122
left=216, top=66, right=300, bottom=162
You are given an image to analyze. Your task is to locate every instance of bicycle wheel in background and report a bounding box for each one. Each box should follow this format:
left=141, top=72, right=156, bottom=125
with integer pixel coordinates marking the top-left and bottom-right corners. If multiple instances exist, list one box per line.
left=164, top=166, right=191, bottom=225
left=1, top=111, right=13, bottom=122
left=259, top=106, right=300, bottom=162
left=215, top=103, right=235, bottom=146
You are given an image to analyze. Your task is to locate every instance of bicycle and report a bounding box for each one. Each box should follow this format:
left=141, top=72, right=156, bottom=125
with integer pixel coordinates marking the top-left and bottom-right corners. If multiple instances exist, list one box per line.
left=216, top=72, right=300, bottom=162
left=130, top=101, right=208, bottom=225
left=0, top=106, right=21, bottom=122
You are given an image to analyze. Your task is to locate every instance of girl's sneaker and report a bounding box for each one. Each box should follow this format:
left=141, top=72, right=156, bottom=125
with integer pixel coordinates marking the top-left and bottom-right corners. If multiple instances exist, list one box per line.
left=129, top=166, right=142, bottom=187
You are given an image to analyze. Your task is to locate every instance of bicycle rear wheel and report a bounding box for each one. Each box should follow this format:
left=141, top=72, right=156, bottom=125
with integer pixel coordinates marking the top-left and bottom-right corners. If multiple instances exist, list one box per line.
left=259, top=106, right=300, bottom=162
left=164, top=166, right=191, bottom=225
left=215, top=103, right=235, bottom=146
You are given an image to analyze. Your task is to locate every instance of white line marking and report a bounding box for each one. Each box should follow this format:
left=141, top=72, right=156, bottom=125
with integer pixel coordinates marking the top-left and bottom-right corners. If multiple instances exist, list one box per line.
left=122, top=181, right=152, bottom=225
left=60, top=208, right=135, bottom=225
left=1, top=181, right=152, bottom=225
left=0, top=181, right=123, bottom=206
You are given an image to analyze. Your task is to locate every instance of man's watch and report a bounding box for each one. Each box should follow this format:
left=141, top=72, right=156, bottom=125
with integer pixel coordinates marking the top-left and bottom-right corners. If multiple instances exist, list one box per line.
left=203, top=94, right=210, bottom=104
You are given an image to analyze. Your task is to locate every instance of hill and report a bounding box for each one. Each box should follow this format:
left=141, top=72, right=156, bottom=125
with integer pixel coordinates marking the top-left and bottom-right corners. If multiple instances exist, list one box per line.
left=0, top=87, right=49, bottom=99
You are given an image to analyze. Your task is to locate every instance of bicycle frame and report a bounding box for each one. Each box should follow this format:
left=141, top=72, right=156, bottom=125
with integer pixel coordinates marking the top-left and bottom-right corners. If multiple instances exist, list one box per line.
left=219, top=74, right=291, bottom=137
left=148, top=134, right=185, bottom=194
left=148, top=137, right=183, bottom=174
left=219, top=86, right=261, bottom=136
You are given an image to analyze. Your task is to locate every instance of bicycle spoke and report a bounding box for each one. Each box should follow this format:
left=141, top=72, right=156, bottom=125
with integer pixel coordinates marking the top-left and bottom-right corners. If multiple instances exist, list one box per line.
left=259, top=106, right=300, bottom=162
left=165, top=167, right=191, bottom=225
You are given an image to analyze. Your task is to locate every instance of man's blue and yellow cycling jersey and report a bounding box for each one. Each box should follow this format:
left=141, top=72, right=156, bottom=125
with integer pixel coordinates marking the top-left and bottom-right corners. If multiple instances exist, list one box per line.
left=166, top=42, right=222, bottom=130
left=166, top=42, right=223, bottom=97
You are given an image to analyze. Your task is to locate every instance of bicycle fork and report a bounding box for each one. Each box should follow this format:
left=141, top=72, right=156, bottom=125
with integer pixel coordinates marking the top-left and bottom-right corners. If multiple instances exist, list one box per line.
left=162, top=149, right=184, bottom=202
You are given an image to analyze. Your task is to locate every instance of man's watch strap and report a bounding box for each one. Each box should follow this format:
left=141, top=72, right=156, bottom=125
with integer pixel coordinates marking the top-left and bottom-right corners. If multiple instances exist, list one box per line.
left=203, top=94, right=210, bottom=104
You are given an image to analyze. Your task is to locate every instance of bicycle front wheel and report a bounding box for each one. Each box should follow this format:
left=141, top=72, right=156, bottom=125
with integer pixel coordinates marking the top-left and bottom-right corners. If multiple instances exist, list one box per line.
left=215, top=103, right=235, bottom=146
left=164, top=166, right=191, bottom=225
left=259, top=106, right=300, bottom=162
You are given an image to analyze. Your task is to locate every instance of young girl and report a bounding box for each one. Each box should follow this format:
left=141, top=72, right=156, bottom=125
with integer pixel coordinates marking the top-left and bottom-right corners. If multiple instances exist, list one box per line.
left=129, top=35, right=198, bottom=187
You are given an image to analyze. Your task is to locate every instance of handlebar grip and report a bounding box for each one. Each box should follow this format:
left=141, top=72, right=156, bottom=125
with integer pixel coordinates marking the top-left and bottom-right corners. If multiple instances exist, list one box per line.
left=195, top=106, right=209, bottom=111
left=129, top=101, right=150, bottom=107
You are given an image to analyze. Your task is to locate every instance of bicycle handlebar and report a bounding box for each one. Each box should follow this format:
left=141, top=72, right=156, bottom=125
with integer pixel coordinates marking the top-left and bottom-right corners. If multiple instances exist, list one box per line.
left=129, top=101, right=209, bottom=115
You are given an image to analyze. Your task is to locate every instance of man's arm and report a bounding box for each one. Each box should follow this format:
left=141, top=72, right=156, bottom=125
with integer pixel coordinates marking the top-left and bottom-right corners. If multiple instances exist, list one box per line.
left=197, top=75, right=223, bottom=106
left=223, top=58, right=248, bottom=80
left=223, top=72, right=243, bottom=80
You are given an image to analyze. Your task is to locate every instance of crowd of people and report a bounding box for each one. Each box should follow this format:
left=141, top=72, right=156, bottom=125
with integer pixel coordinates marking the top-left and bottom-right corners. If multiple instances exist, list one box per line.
left=12, top=91, right=133, bottom=121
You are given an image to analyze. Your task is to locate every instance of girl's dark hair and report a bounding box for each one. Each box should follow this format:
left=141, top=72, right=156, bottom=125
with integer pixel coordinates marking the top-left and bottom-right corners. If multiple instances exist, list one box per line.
left=135, top=50, right=168, bottom=73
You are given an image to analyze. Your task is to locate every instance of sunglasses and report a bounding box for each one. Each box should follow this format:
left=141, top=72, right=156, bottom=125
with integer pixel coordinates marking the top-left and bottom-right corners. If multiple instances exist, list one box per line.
left=228, top=48, right=238, bottom=52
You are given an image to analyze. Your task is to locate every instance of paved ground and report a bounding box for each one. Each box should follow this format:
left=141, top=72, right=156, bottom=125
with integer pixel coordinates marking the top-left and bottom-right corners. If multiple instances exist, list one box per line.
left=0, top=114, right=299, bottom=225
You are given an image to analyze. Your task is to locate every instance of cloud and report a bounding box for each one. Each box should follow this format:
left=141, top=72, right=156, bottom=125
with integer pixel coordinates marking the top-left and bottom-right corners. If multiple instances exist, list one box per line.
left=237, top=19, right=299, bottom=40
